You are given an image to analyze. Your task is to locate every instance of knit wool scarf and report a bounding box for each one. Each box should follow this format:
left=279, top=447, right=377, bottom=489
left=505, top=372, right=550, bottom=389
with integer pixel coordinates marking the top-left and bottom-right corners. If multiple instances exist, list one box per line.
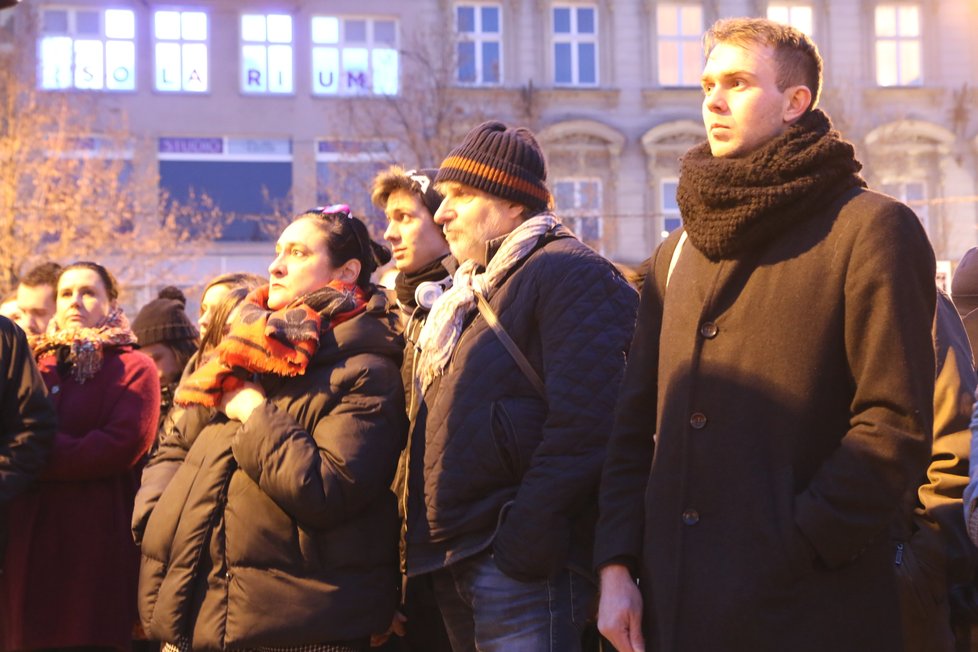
left=677, top=109, right=867, bottom=260
left=415, top=213, right=560, bottom=392
left=33, top=306, right=137, bottom=384
left=175, top=281, right=367, bottom=408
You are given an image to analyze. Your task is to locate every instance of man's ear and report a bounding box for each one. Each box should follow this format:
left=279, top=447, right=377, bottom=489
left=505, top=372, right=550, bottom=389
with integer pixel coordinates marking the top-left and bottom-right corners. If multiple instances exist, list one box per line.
left=783, top=85, right=813, bottom=124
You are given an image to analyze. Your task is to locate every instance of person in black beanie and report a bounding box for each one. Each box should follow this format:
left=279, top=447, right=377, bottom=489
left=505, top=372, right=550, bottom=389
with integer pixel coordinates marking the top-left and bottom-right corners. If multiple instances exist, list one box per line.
left=596, top=17, right=936, bottom=652
left=132, top=287, right=200, bottom=447
left=951, top=247, right=978, bottom=362
left=400, top=120, right=638, bottom=652
left=370, top=166, right=454, bottom=651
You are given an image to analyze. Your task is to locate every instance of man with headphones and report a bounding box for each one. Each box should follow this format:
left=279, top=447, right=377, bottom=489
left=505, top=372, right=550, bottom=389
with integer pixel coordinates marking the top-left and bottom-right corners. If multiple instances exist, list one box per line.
left=370, top=165, right=453, bottom=652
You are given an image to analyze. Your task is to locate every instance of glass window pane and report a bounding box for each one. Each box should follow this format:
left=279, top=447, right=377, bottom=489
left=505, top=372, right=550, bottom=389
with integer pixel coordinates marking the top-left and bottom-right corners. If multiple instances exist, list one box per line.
left=664, top=217, right=682, bottom=233
left=373, top=48, right=399, bottom=95
left=554, top=8, right=571, bottom=34
left=906, top=182, right=925, bottom=201
left=242, top=44, right=268, bottom=91
left=182, top=12, right=208, bottom=41
left=899, top=40, right=921, bottom=85
left=793, top=7, right=813, bottom=35
left=346, top=19, right=367, bottom=43
left=899, top=6, right=920, bottom=37
left=312, top=46, right=340, bottom=93
left=105, top=10, right=134, bottom=39
left=342, top=47, right=369, bottom=93
left=483, top=41, right=500, bottom=83
left=657, top=5, right=678, bottom=36
left=312, top=16, right=339, bottom=44
left=242, top=15, right=267, bottom=42
left=681, top=6, right=701, bottom=36
left=183, top=42, right=208, bottom=91
left=875, top=41, right=897, bottom=86
left=580, top=181, right=600, bottom=209
left=76, top=11, right=100, bottom=36
left=458, top=41, right=476, bottom=82
left=267, top=44, right=293, bottom=91
left=457, top=6, right=475, bottom=33
left=42, top=10, right=68, bottom=33
left=106, top=40, right=135, bottom=90
left=681, top=41, right=701, bottom=85
left=662, top=181, right=679, bottom=210
left=577, top=7, right=595, bottom=34
left=482, top=7, right=500, bottom=33
left=156, top=42, right=181, bottom=90
left=579, top=43, right=596, bottom=84
left=554, top=181, right=574, bottom=208
left=39, top=36, right=72, bottom=88
left=267, top=15, right=292, bottom=44
left=768, top=6, right=789, bottom=24
left=155, top=11, right=180, bottom=40
left=658, top=42, right=678, bottom=85
left=74, top=40, right=104, bottom=89
left=555, top=42, right=572, bottom=83
left=875, top=6, right=896, bottom=37
left=375, top=21, right=396, bottom=46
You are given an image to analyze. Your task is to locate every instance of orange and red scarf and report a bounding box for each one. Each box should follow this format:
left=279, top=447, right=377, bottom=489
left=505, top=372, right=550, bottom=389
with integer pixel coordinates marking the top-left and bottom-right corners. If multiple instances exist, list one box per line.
left=175, top=282, right=367, bottom=408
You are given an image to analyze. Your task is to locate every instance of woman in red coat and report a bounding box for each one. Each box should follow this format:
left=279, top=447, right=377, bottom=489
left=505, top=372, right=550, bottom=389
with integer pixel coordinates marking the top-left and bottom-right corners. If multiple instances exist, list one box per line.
left=0, top=261, right=160, bottom=651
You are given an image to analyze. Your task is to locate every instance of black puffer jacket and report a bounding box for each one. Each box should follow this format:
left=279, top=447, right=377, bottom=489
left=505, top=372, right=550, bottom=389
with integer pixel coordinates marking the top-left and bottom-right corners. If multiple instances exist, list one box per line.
left=406, top=229, right=638, bottom=581
left=132, top=291, right=407, bottom=650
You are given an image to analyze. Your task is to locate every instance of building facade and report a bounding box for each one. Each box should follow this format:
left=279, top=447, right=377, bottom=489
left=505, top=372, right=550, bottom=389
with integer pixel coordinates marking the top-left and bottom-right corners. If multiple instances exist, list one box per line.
left=3, top=0, right=977, bottom=305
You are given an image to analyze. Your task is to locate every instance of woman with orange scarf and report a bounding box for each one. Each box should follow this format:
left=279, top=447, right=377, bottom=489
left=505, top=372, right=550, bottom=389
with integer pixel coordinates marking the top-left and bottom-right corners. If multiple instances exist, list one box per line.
left=133, top=207, right=407, bottom=652
left=1, top=261, right=160, bottom=652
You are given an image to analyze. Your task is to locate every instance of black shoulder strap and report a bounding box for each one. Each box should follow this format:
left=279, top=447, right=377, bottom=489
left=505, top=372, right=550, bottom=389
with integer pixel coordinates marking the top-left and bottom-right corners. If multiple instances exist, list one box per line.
left=474, top=290, right=546, bottom=398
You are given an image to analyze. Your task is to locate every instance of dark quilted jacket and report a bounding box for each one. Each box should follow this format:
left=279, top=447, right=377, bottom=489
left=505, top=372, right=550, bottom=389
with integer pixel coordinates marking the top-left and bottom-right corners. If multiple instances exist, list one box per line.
left=132, top=291, right=407, bottom=650
left=407, top=229, right=639, bottom=581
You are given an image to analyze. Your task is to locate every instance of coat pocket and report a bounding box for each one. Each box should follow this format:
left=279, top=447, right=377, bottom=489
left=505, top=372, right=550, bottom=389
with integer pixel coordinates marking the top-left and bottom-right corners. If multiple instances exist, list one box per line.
left=490, top=396, right=548, bottom=480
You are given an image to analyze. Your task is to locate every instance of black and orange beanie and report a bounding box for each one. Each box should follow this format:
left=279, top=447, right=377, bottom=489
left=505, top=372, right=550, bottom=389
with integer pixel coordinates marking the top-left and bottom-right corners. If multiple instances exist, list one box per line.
left=436, top=121, right=553, bottom=213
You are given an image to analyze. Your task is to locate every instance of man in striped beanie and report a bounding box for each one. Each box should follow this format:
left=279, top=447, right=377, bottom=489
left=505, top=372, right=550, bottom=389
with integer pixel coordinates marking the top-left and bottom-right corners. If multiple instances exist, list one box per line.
left=400, top=120, right=638, bottom=651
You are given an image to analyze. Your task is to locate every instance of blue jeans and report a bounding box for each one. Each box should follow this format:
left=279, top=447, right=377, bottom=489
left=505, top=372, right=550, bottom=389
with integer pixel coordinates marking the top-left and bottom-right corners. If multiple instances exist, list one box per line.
left=428, top=550, right=594, bottom=652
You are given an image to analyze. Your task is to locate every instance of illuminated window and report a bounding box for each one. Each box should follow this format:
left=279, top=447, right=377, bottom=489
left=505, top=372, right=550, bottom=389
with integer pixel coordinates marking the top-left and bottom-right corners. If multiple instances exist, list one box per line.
left=154, top=11, right=208, bottom=92
left=241, top=13, right=294, bottom=94
left=875, top=4, right=921, bottom=86
left=660, top=179, right=681, bottom=239
left=554, top=179, right=603, bottom=252
left=767, top=4, right=813, bottom=35
left=456, top=4, right=501, bottom=85
left=311, top=17, right=398, bottom=95
left=38, top=8, right=135, bottom=91
left=553, top=5, right=597, bottom=86
left=656, top=4, right=702, bottom=87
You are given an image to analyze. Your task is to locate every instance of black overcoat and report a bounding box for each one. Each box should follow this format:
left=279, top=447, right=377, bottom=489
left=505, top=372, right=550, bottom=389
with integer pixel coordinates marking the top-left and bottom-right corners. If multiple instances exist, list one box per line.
left=596, top=187, right=936, bottom=651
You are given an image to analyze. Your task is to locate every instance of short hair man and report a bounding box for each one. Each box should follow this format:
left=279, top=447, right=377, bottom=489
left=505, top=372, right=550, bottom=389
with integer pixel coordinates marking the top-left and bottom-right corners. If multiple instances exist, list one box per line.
left=595, top=18, right=936, bottom=651
left=0, top=315, right=57, bottom=562
left=16, top=262, right=62, bottom=337
left=404, top=121, right=638, bottom=651
left=370, top=166, right=453, bottom=651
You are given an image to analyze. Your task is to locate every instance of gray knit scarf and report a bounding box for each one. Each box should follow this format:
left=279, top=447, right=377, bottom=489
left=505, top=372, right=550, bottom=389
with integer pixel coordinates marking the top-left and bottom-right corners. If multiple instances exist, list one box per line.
left=415, top=213, right=561, bottom=392
left=677, top=109, right=866, bottom=260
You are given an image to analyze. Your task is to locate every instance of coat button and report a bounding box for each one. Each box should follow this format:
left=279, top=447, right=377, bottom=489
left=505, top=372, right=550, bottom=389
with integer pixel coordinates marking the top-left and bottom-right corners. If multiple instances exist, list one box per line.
left=682, top=509, right=700, bottom=525
left=700, top=321, right=718, bottom=338
left=690, top=412, right=707, bottom=429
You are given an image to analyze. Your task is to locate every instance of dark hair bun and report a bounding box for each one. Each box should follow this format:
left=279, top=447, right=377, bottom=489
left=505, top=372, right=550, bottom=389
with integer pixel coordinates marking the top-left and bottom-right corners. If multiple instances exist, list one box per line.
left=369, top=240, right=392, bottom=267
left=157, top=285, right=187, bottom=306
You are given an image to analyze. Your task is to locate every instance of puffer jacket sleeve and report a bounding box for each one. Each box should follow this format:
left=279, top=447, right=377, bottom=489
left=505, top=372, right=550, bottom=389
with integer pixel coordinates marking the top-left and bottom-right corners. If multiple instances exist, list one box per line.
left=42, top=351, right=160, bottom=481
left=491, top=250, right=639, bottom=581
left=231, top=353, right=406, bottom=530
left=132, top=404, right=210, bottom=545
left=0, top=319, right=57, bottom=503
left=593, top=241, right=672, bottom=572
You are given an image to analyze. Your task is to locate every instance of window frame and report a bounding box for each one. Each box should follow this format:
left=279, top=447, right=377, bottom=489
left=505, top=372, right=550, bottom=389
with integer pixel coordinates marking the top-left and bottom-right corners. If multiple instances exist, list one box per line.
left=654, top=3, right=703, bottom=88
left=551, top=4, right=599, bottom=87
left=873, top=3, right=923, bottom=87
left=310, top=15, right=400, bottom=96
left=553, top=177, right=604, bottom=251
left=766, top=2, right=815, bottom=36
left=153, top=8, right=209, bottom=94
left=454, top=2, right=503, bottom=86
left=37, top=6, right=137, bottom=92
left=240, top=12, right=295, bottom=95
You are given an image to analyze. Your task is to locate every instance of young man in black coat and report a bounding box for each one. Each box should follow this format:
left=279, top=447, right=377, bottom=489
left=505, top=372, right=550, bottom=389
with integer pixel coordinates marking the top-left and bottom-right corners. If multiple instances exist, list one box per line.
left=0, top=315, right=57, bottom=561
left=404, top=121, right=638, bottom=651
left=595, top=17, right=936, bottom=652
